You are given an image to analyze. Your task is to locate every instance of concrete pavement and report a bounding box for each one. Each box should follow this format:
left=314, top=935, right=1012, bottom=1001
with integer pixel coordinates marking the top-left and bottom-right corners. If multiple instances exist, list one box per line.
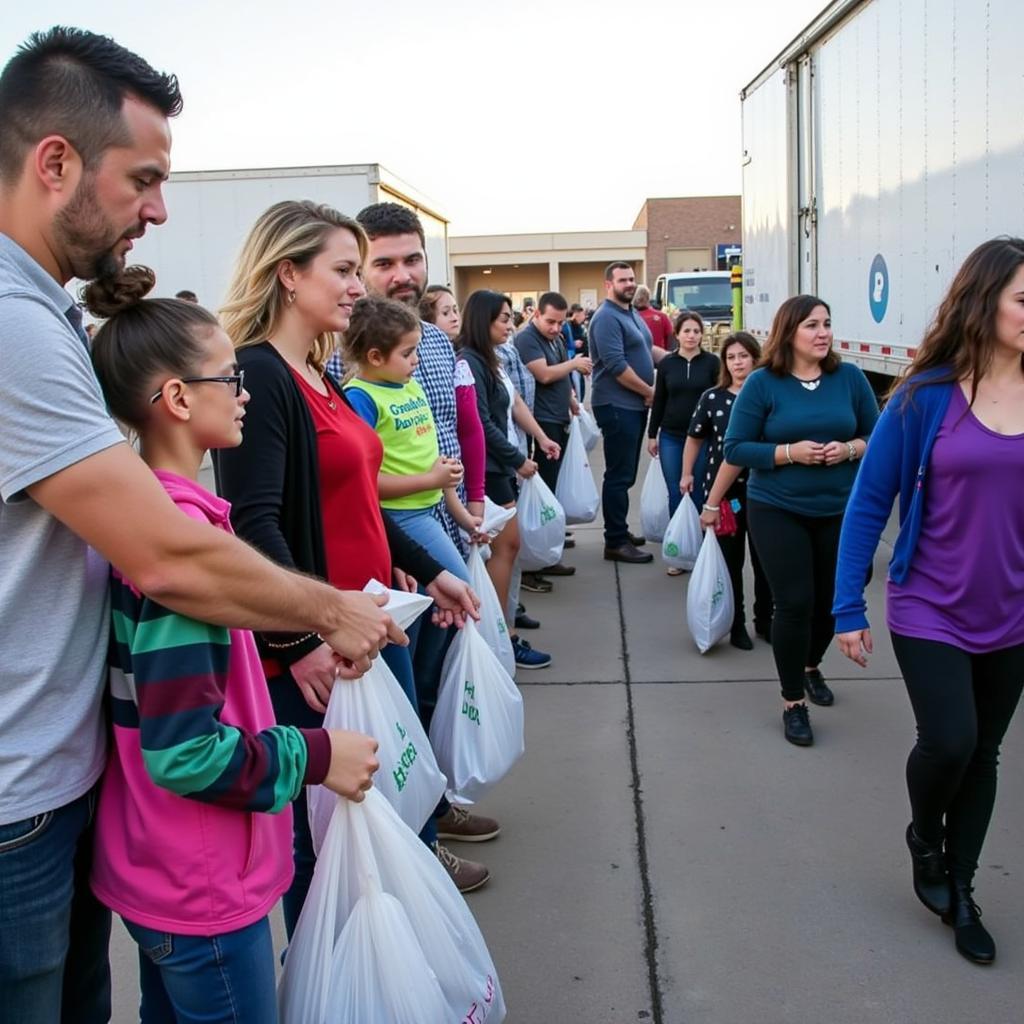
left=110, top=455, right=1024, bottom=1023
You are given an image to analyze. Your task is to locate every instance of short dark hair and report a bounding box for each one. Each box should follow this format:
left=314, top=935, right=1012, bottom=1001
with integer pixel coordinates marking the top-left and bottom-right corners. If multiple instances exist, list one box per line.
left=0, top=26, right=182, bottom=182
left=673, top=309, right=704, bottom=334
left=356, top=202, right=426, bottom=249
left=717, top=331, right=761, bottom=388
left=175, top=289, right=198, bottom=302
left=343, top=296, right=420, bottom=369
left=762, top=294, right=838, bottom=375
left=568, top=303, right=584, bottom=314
left=604, top=261, right=632, bottom=281
left=537, top=291, right=567, bottom=314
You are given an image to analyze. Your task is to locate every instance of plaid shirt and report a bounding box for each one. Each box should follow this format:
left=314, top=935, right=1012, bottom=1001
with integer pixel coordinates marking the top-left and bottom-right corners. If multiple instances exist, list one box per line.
left=325, top=345, right=344, bottom=382
left=413, top=320, right=467, bottom=552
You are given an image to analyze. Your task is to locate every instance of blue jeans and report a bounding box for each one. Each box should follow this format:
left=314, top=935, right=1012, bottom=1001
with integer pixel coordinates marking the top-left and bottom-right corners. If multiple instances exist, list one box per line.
left=0, top=786, right=111, bottom=1024
left=389, top=505, right=469, bottom=837
left=123, top=917, right=276, bottom=1024
left=659, top=431, right=707, bottom=517
left=593, top=404, right=649, bottom=547
left=657, top=430, right=687, bottom=518
left=387, top=506, right=470, bottom=583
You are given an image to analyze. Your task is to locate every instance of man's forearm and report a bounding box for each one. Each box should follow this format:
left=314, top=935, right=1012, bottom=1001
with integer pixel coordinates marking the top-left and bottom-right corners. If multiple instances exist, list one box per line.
left=616, top=366, right=653, bottom=397
left=146, top=524, right=351, bottom=634
left=530, top=360, right=576, bottom=385
left=30, top=443, right=347, bottom=635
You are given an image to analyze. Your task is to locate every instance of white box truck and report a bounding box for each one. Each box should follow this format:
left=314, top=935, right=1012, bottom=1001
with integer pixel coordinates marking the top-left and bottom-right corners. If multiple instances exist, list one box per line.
left=740, top=0, right=1024, bottom=384
left=126, top=163, right=450, bottom=313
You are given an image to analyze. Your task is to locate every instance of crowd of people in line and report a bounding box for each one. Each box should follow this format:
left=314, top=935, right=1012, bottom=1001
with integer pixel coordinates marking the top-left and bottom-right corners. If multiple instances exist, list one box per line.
left=1, top=25, right=1023, bottom=1024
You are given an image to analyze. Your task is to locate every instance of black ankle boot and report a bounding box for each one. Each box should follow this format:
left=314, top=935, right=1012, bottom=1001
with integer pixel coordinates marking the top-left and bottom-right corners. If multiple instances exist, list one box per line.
left=941, top=879, right=995, bottom=964
left=905, top=824, right=950, bottom=916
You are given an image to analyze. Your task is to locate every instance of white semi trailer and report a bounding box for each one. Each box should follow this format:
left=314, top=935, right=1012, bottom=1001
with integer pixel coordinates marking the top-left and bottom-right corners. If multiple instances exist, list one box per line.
left=127, top=163, right=450, bottom=312
left=740, top=0, right=1023, bottom=383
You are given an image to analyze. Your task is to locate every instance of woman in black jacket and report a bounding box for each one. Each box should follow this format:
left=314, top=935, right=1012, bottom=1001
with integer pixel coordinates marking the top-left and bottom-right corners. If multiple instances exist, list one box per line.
left=646, top=310, right=721, bottom=546
left=215, top=201, right=482, bottom=921
left=456, top=290, right=559, bottom=669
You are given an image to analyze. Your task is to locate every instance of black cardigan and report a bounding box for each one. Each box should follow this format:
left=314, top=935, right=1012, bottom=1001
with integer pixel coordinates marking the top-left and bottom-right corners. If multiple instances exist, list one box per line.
left=214, top=342, right=443, bottom=666
left=458, top=346, right=526, bottom=477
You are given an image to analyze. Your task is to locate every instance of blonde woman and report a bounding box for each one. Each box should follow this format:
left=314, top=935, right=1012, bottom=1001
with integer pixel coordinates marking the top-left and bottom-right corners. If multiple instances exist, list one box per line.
left=215, top=201, right=485, bottom=922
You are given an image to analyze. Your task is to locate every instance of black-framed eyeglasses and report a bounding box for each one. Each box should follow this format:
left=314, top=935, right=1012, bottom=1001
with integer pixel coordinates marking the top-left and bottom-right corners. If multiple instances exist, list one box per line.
left=150, top=370, right=245, bottom=403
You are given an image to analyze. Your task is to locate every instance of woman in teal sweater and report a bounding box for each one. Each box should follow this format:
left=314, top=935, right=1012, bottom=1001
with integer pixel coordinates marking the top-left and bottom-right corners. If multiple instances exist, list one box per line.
left=723, top=295, right=878, bottom=746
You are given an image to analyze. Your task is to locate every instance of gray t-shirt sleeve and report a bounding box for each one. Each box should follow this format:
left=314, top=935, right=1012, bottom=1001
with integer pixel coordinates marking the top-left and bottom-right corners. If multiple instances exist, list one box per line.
left=514, top=331, right=546, bottom=369
left=0, top=292, right=125, bottom=502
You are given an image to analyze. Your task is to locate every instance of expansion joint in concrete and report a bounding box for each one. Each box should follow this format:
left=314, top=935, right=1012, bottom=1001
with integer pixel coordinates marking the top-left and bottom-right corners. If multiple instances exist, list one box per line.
left=614, top=562, right=665, bottom=1024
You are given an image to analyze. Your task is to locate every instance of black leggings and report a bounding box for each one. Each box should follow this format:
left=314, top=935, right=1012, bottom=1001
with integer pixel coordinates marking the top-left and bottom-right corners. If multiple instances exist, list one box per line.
left=718, top=504, right=773, bottom=632
left=747, top=502, right=842, bottom=701
left=891, top=633, right=1024, bottom=883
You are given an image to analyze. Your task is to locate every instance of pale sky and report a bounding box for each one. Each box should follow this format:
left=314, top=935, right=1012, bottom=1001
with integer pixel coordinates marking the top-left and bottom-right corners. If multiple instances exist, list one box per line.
left=2, top=0, right=826, bottom=235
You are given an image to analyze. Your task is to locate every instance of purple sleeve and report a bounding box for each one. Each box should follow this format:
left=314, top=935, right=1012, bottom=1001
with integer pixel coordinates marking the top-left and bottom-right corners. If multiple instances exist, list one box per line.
left=456, top=382, right=487, bottom=502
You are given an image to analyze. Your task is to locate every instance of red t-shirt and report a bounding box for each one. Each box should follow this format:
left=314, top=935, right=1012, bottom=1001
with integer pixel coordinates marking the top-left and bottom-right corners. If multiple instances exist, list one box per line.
left=638, top=307, right=674, bottom=350
left=291, top=370, right=392, bottom=590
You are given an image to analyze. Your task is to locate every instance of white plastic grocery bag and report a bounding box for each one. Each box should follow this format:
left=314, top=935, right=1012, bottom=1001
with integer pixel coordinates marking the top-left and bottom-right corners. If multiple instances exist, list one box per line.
left=686, top=529, right=735, bottom=654
left=463, top=496, right=517, bottom=543
left=662, top=495, right=703, bottom=570
left=577, top=405, right=601, bottom=452
left=516, top=474, right=566, bottom=571
left=479, top=495, right=517, bottom=536
left=429, top=619, right=524, bottom=805
left=279, top=788, right=506, bottom=1024
left=555, top=417, right=600, bottom=525
left=308, top=583, right=444, bottom=844
left=466, top=544, right=516, bottom=678
left=361, top=578, right=435, bottom=631
left=639, top=459, right=670, bottom=543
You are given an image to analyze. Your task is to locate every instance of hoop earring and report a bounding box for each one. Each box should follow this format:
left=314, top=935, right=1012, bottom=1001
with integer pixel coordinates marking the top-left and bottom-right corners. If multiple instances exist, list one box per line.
left=287, top=290, right=296, bottom=305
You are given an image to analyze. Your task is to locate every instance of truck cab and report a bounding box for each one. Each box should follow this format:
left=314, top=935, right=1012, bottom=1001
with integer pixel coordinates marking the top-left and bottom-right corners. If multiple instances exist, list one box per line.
left=652, top=271, right=733, bottom=324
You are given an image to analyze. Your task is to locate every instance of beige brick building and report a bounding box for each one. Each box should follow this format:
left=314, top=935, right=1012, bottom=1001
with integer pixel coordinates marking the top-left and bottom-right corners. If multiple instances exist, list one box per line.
left=633, top=196, right=742, bottom=284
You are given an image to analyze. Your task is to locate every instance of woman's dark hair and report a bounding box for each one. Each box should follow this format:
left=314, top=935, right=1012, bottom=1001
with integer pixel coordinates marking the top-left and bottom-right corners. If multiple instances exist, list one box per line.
left=761, top=294, right=838, bottom=375
left=454, top=290, right=510, bottom=374
left=896, top=237, right=1024, bottom=407
left=0, top=26, right=182, bottom=182
left=418, top=284, right=454, bottom=325
left=717, top=331, right=761, bottom=388
left=86, top=265, right=219, bottom=428
left=343, top=296, right=420, bottom=368
left=673, top=309, right=704, bottom=334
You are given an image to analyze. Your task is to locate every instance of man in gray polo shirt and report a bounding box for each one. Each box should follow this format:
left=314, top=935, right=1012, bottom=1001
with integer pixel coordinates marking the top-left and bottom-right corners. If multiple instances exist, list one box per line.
left=0, top=28, right=419, bottom=1021
left=588, top=262, right=656, bottom=564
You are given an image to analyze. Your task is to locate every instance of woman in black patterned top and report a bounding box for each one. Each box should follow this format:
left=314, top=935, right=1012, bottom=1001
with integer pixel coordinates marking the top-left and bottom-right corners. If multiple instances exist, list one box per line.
left=683, top=332, right=773, bottom=649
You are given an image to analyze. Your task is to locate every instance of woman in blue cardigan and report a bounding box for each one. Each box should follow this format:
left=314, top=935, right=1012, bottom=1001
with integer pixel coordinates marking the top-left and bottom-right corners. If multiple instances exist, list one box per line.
left=834, top=237, right=1024, bottom=965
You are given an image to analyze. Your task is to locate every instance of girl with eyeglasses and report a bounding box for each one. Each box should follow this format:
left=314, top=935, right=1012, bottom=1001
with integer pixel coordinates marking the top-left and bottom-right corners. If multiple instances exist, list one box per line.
left=86, top=265, right=380, bottom=1023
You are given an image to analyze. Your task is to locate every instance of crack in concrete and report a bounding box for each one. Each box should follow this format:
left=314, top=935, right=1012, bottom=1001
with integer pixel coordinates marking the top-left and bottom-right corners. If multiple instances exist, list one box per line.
left=614, top=561, right=664, bottom=1024
left=516, top=676, right=905, bottom=687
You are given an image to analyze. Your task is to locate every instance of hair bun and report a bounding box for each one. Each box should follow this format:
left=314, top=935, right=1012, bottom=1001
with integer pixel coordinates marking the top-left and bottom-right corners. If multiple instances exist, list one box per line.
left=82, top=265, right=157, bottom=318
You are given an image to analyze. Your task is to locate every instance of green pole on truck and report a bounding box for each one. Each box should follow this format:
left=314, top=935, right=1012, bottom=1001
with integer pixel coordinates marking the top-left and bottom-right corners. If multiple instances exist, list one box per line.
left=731, top=264, right=743, bottom=330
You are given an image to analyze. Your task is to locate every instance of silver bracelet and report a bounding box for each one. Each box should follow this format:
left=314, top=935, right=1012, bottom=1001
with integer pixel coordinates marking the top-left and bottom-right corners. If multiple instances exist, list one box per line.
left=785, top=443, right=794, bottom=465
left=703, top=503, right=720, bottom=513
left=846, top=441, right=858, bottom=461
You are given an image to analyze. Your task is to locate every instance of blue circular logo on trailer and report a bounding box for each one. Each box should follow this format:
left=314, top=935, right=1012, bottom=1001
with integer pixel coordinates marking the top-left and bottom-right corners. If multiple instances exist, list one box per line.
left=868, top=253, right=889, bottom=323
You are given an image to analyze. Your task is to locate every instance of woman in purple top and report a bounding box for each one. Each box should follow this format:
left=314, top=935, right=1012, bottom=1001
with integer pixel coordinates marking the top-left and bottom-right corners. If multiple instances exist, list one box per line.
left=834, top=237, right=1024, bottom=966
